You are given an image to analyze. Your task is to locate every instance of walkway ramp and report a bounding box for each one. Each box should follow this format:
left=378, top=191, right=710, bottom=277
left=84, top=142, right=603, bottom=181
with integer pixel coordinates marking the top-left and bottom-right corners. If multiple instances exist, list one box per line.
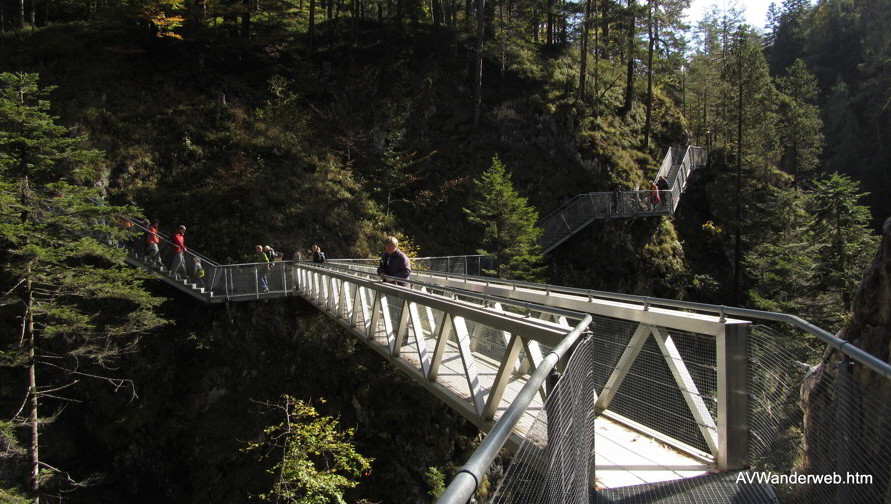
left=537, top=146, right=706, bottom=253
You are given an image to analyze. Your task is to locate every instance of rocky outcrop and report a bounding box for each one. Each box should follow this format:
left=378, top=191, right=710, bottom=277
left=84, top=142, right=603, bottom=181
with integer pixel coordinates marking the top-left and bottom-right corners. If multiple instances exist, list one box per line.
left=800, top=217, right=891, bottom=502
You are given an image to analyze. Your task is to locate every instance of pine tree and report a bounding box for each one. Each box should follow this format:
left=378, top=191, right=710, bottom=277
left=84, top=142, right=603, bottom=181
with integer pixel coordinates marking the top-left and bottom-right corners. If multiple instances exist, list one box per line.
left=806, top=173, right=879, bottom=329
left=743, top=186, right=812, bottom=315
left=463, top=155, right=546, bottom=281
left=776, top=58, right=823, bottom=187
left=0, top=72, right=166, bottom=501
left=721, top=27, right=780, bottom=304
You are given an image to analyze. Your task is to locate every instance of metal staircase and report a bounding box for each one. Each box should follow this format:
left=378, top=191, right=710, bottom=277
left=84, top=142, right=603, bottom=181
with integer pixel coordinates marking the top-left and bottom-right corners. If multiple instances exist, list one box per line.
left=537, top=145, right=707, bottom=253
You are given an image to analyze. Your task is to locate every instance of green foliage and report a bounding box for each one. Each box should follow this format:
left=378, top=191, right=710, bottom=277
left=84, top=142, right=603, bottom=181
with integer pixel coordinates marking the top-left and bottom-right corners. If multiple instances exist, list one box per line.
left=463, top=155, right=546, bottom=281
left=806, top=173, right=879, bottom=327
left=423, top=466, right=445, bottom=498
left=245, top=396, right=372, bottom=504
left=0, top=72, right=101, bottom=183
left=0, top=484, right=31, bottom=504
left=775, top=59, right=823, bottom=185
left=0, top=71, right=167, bottom=497
left=744, top=175, right=878, bottom=331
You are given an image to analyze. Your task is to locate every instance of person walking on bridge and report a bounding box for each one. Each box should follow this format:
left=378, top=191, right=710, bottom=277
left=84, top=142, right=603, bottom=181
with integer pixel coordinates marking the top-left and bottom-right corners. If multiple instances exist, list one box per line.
left=255, top=245, right=270, bottom=293
left=656, top=176, right=670, bottom=207
left=377, top=236, right=410, bottom=286
left=170, top=225, right=188, bottom=278
left=312, top=244, right=326, bottom=263
left=145, top=219, right=161, bottom=265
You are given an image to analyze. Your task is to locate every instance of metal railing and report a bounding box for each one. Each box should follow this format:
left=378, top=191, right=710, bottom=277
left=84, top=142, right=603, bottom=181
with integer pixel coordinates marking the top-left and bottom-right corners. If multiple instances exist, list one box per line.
left=328, top=255, right=495, bottom=277
left=292, top=262, right=591, bottom=432
left=537, top=145, right=707, bottom=253
left=326, top=261, right=891, bottom=503
left=435, top=315, right=592, bottom=504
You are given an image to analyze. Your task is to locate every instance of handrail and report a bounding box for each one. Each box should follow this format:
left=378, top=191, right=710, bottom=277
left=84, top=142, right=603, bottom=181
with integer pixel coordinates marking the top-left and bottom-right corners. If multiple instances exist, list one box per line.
left=435, top=315, right=593, bottom=504
left=122, top=217, right=222, bottom=267
left=331, top=262, right=891, bottom=380
left=311, top=262, right=588, bottom=322
left=329, top=254, right=492, bottom=262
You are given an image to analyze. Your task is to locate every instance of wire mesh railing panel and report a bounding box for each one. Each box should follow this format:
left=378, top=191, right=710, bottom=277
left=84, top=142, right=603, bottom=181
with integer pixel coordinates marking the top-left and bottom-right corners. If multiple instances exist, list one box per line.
left=747, top=325, right=891, bottom=503
left=223, top=265, right=264, bottom=297
left=492, top=336, right=597, bottom=504
left=465, top=320, right=509, bottom=365
left=588, top=317, right=717, bottom=455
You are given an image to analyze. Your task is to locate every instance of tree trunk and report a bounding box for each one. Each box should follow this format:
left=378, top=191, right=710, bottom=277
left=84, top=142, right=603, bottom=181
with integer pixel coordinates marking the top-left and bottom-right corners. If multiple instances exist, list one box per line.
left=643, top=0, right=656, bottom=148
left=27, top=271, right=38, bottom=503
left=546, top=0, right=553, bottom=44
left=309, top=0, right=316, bottom=48
left=30, top=0, right=35, bottom=25
left=593, top=1, right=600, bottom=103
left=241, top=0, right=250, bottom=38
left=473, top=0, right=485, bottom=127
left=621, top=0, right=635, bottom=115
left=532, top=6, right=538, bottom=42
left=578, top=0, right=591, bottom=100
left=600, top=0, right=609, bottom=59
left=20, top=0, right=24, bottom=28
left=733, top=33, right=743, bottom=306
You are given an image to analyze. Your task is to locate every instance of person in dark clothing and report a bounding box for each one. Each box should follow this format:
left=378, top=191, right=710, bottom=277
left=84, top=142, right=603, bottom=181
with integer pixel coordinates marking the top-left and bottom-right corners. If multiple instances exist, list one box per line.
left=312, top=244, right=326, bottom=263
left=255, top=245, right=270, bottom=293
left=656, top=176, right=670, bottom=207
left=377, top=236, right=410, bottom=286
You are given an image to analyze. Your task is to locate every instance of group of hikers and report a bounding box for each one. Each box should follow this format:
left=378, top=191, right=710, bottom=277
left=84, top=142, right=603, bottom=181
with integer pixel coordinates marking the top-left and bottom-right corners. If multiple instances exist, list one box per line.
left=129, top=218, right=412, bottom=294
left=611, top=175, right=671, bottom=215
left=650, top=175, right=671, bottom=209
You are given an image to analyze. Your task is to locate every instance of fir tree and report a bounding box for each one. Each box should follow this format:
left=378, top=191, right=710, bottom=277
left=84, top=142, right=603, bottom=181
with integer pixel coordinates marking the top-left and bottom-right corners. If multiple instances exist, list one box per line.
left=463, top=155, right=546, bottom=281
left=776, top=58, right=824, bottom=187
left=806, top=173, right=878, bottom=329
left=0, top=72, right=166, bottom=502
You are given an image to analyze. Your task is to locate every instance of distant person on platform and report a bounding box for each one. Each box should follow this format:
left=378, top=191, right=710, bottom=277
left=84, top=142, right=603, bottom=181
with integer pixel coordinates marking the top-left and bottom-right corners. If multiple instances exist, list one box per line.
left=192, top=256, right=206, bottom=289
left=656, top=176, right=670, bottom=206
left=377, top=236, right=410, bottom=286
left=312, top=244, right=326, bottom=263
left=255, top=245, right=270, bottom=293
left=171, top=225, right=188, bottom=278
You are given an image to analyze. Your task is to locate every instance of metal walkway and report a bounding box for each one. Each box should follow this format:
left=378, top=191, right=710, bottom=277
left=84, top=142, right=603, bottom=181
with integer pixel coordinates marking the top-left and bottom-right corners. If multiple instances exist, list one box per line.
left=537, top=146, right=706, bottom=253
left=121, top=230, right=741, bottom=483
left=120, top=222, right=891, bottom=504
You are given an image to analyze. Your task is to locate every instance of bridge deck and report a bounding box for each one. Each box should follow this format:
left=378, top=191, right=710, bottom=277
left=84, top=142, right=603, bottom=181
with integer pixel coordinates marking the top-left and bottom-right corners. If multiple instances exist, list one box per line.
left=392, top=334, right=710, bottom=489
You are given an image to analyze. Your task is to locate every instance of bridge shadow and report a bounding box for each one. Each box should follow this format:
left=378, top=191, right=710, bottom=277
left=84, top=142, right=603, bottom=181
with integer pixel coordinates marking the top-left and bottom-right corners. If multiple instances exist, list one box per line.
left=593, top=472, right=779, bottom=504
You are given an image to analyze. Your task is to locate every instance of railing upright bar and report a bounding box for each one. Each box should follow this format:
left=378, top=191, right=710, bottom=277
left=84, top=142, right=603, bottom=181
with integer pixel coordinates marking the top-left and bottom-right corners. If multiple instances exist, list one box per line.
left=436, top=315, right=592, bottom=504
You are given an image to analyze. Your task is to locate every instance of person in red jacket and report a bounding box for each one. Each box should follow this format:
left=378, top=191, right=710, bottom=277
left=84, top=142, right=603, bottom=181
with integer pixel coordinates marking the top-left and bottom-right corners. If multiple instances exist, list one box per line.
left=170, top=225, right=188, bottom=278
left=145, top=219, right=161, bottom=265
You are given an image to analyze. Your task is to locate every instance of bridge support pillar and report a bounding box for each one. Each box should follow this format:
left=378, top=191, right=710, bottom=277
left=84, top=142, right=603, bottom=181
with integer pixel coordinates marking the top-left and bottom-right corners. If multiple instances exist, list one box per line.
left=717, top=321, right=749, bottom=471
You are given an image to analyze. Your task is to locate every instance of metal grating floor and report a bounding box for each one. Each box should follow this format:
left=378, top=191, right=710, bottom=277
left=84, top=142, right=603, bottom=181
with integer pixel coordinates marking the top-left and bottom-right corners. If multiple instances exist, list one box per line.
left=594, top=472, right=779, bottom=504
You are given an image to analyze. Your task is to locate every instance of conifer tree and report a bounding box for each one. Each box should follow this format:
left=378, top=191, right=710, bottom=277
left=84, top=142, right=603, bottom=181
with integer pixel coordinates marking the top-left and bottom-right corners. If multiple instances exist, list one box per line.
left=0, top=72, right=166, bottom=502
left=806, top=173, right=879, bottom=329
left=776, top=58, right=823, bottom=187
left=463, top=155, right=546, bottom=281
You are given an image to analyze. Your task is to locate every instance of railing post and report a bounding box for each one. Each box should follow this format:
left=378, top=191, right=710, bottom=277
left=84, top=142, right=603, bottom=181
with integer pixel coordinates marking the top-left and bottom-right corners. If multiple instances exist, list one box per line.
left=224, top=268, right=230, bottom=301
left=836, top=357, right=855, bottom=504
left=282, top=263, right=288, bottom=294
left=717, top=321, right=749, bottom=470
left=546, top=369, right=564, bottom=503
left=255, top=267, right=260, bottom=300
